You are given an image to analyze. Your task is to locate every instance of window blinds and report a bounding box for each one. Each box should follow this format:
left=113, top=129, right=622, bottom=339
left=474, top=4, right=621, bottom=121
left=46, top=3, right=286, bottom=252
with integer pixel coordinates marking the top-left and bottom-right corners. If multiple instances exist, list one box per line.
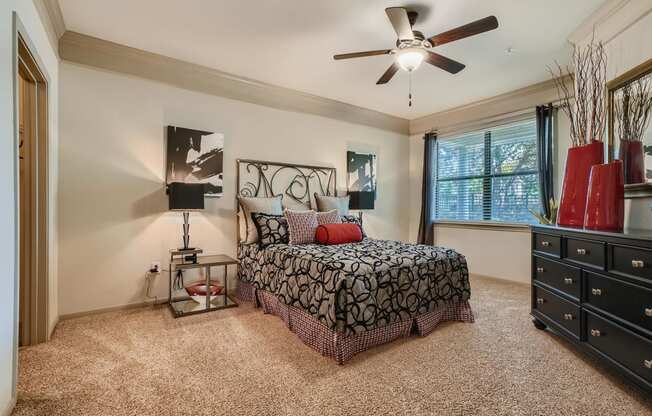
left=434, top=118, right=540, bottom=223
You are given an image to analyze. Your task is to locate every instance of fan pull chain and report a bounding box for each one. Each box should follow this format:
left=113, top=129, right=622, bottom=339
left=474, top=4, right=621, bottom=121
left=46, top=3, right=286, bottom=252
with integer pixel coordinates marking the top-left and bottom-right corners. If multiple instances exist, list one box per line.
left=409, top=71, right=413, bottom=107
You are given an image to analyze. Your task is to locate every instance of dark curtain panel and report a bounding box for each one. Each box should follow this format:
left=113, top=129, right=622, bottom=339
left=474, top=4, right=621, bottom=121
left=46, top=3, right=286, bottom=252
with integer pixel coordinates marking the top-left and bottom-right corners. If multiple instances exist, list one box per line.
left=417, top=132, right=437, bottom=245
left=536, top=104, right=555, bottom=218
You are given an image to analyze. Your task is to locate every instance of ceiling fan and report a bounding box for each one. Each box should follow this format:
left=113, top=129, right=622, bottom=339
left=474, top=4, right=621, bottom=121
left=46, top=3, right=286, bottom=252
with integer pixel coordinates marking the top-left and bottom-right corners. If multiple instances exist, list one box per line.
left=333, top=7, right=499, bottom=87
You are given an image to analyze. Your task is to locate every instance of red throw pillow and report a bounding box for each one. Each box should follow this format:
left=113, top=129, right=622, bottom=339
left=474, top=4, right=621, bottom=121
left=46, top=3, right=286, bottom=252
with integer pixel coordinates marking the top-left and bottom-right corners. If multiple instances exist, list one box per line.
left=315, top=223, right=363, bottom=245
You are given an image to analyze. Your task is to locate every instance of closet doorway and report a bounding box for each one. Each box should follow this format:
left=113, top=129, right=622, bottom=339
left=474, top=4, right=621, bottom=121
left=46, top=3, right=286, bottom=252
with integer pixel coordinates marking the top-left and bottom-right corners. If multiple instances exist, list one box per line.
left=17, top=34, right=49, bottom=346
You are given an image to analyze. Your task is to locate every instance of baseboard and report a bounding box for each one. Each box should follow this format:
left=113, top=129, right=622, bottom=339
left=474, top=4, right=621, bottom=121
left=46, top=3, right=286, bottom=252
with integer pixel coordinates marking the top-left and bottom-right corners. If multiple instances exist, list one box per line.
left=48, top=315, right=59, bottom=340
left=470, top=273, right=530, bottom=287
left=59, top=299, right=166, bottom=321
left=1, top=395, right=16, bottom=416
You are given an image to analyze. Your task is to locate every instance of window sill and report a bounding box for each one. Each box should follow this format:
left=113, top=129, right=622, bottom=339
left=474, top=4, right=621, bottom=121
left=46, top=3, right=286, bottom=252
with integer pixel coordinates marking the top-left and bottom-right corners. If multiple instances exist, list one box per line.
left=433, top=220, right=531, bottom=233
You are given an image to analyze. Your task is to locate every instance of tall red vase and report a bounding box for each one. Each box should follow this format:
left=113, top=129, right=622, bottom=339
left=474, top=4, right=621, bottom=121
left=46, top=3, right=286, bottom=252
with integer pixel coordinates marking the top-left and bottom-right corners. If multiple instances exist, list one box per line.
left=618, top=139, right=645, bottom=184
left=584, top=161, right=624, bottom=231
left=557, top=141, right=604, bottom=227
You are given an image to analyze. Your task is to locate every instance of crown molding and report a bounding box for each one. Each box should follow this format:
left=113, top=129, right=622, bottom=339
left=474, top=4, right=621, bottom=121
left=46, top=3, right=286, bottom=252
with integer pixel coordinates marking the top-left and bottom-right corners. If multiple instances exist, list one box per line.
left=59, top=31, right=409, bottom=135
left=33, top=0, right=66, bottom=58
left=568, top=0, right=652, bottom=45
left=408, top=76, right=571, bottom=135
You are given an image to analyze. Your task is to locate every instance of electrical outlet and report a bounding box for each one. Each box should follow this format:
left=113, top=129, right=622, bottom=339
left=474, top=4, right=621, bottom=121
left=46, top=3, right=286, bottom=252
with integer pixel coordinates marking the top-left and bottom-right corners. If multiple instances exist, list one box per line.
left=150, top=261, right=161, bottom=273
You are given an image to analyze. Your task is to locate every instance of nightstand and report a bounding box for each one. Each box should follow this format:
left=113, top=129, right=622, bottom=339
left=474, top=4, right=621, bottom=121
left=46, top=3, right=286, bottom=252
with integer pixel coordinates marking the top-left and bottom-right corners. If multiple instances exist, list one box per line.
left=168, top=254, right=238, bottom=318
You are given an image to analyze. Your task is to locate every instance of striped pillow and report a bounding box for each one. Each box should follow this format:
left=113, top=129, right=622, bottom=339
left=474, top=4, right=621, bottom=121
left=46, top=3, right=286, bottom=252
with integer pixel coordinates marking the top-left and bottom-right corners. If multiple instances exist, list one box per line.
left=284, top=209, right=319, bottom=245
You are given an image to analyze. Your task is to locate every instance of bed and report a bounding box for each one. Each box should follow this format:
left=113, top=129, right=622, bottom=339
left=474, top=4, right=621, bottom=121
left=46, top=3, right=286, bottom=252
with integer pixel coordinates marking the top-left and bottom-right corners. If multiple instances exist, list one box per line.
left=235, top=159, right=473, bottom=363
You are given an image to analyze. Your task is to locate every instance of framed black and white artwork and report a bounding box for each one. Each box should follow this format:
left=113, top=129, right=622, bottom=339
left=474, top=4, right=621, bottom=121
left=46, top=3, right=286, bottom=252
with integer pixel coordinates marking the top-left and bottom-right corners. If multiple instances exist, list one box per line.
left=347, top=150, right=377, bottom=193
left=166, top=126, right=224, bottom=197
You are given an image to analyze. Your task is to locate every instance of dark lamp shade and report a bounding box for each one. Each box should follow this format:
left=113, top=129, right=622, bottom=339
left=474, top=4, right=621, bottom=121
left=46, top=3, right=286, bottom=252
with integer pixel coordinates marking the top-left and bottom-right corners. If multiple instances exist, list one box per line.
left=348, top=191, right=375, bottom=210
left=168, top=182, right=205, bottom=211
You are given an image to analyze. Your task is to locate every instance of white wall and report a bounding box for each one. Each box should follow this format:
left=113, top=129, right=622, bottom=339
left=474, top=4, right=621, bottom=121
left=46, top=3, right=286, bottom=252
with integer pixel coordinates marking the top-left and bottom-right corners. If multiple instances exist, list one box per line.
left=0, top=2, right=59, bottom=415
left=58, top=62, right=409, bottom=316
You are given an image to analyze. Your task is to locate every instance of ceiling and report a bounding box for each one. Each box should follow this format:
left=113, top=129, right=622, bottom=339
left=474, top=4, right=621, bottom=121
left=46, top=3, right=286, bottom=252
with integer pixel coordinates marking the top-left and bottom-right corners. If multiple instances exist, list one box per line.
left=58, top=0, right=605, bottom=120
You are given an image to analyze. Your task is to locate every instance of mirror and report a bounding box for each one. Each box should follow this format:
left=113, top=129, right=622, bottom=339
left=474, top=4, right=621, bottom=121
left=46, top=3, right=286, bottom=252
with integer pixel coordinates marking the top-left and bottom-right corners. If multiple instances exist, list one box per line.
left=607, top=57, right=652, bottom=198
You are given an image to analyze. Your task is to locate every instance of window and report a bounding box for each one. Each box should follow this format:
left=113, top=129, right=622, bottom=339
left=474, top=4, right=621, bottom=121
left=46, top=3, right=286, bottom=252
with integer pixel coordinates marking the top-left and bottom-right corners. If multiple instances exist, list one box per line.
left=434, top=118, right=540, bottom=224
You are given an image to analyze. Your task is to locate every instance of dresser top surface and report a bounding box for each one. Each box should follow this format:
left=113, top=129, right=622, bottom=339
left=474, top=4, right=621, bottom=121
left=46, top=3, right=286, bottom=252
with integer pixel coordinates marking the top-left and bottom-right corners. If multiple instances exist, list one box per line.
left=531, top=224, right=652, bottom=242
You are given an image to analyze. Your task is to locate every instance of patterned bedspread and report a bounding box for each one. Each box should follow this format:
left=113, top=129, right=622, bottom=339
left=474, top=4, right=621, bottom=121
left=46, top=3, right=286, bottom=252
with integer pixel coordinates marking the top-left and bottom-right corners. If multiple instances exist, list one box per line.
left=237, top=239, right=471, bottom=336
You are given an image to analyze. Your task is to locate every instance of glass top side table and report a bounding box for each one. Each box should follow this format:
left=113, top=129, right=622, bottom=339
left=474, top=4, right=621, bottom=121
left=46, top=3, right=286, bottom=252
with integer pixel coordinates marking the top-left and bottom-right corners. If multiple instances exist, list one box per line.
left=168, top=253, right=238, bottom=318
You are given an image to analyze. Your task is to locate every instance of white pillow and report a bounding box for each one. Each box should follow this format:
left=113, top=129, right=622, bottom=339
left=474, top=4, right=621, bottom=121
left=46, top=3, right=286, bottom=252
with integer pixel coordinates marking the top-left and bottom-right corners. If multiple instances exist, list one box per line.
left=282, top=198, right=312, bottom=211
left=238, top=195, right=283, bottom=244
left=314, top=193, right=350, bottom=216
left=237, top=210, right=247, bottom=243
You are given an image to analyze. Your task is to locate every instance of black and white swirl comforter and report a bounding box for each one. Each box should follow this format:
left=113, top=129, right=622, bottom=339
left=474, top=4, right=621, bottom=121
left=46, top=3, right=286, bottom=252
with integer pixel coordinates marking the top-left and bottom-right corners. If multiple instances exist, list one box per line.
left=238, top=239, right=470, bottom=336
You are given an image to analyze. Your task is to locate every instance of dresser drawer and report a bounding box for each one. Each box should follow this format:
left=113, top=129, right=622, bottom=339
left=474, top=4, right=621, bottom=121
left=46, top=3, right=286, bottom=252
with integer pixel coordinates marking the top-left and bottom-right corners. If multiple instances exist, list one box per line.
left=533, top=256, right=580, bottom=299
left=533, top=233, right=561, bottom=257
left=564, top=237, right=605, bottom=269
left=585, top=272, right=652, bottom=335
left=586, top=311, right=652, bottom=384
left=609, top=244, right=652, bottom=284
left=533, top=286, right=580, bottom=338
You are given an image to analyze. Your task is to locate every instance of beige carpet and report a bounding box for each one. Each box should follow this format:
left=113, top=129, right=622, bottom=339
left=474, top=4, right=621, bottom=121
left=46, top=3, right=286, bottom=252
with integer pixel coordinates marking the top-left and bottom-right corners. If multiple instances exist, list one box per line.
left=13, top=275, right=652, bottom=416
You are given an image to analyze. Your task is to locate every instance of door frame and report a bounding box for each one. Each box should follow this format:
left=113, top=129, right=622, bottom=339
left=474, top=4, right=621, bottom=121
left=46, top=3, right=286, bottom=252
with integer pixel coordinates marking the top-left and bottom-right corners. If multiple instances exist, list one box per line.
left=12, top=14, right=50, bottom=350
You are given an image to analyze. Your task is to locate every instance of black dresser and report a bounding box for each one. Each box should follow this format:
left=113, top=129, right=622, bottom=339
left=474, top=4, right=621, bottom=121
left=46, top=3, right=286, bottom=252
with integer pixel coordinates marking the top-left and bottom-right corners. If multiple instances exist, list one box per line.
left=531, top=225, right=652, bottom=394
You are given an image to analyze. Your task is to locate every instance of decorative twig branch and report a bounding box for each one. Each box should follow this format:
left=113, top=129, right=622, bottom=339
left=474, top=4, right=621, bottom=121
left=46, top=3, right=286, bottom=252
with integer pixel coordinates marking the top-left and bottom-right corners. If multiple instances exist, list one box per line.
left=549, top=34, right=607, bottom=147
left=615, top=75, right=652, bottom=142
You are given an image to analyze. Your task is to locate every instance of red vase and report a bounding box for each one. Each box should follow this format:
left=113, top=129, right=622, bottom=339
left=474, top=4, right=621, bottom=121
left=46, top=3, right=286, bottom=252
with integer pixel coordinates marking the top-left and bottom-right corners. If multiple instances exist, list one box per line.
left=618, top=140, right=645, bottom=184
left=557, top=141, right=604, bottom=227
left=584, top=161, right=624, bottom=231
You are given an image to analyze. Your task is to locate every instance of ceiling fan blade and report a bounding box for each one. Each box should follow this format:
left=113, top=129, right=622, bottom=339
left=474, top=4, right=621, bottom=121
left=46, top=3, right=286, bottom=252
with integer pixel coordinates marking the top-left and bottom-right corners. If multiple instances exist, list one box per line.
left=333, top=49, right=392, bottom=60
left=385, top=7, right=415, bottom=41
left=428, top=16, right=498, bottom=47
left=376, top=63, right=400, bottom=84
left=425, top=51, right=465, bottom=74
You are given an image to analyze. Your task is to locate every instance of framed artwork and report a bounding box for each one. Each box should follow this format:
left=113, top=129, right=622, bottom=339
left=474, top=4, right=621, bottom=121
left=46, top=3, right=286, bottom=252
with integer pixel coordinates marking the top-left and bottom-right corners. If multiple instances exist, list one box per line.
left=347, top=151, right=376, bottom=193
left=166, top=126, right=224, bottom=197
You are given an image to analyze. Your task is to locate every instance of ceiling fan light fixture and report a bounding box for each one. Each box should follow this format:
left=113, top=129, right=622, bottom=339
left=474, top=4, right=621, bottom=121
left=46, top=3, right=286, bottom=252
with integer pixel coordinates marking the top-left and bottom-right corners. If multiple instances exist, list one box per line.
left=396, top=48, right=425, bottom=72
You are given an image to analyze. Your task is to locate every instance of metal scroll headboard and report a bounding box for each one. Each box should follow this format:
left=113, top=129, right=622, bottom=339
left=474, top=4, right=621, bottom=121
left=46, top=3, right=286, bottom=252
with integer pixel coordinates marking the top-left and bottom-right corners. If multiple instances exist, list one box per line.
left=236, top=159, right=337, bottom=205
left=235, top=159, right=337, bottom=243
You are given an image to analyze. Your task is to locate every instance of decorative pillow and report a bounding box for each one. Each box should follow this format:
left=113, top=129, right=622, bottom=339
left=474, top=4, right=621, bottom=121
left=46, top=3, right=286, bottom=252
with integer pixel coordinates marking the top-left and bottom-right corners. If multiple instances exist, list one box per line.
left=251, top=213, right=289, bottom=248
left=238, top=195, right=283, bottom=244
left=315, top=223, right=363, bottom=245
left=341, top=214, right=367, bottom=238
left=316, top=209, right=341, bottom=225
left=282, top=198, right=312, bottom=211
left=314, top=193, right=350, bottom=215
left=284, top=209, right=319, bottom=245
left=237, top=210, right=247, bottom=243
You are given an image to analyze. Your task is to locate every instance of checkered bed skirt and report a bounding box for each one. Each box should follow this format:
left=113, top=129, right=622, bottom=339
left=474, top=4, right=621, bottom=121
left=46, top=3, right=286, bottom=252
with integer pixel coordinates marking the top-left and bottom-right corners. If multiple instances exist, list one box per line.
left=235, top=280, right=258, bottom=305
left=236, top=281, right=474, bottom=364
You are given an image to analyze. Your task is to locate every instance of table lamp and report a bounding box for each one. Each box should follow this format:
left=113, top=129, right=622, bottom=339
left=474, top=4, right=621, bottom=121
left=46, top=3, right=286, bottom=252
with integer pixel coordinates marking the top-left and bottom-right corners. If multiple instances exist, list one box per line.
left=168, top=182, right=205, bottom=251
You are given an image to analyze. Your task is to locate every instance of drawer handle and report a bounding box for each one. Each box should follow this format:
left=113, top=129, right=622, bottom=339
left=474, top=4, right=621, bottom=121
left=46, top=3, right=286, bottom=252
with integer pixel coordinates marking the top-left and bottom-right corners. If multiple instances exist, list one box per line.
left=645, top=360, right=652, bottom=369
left=590, top=329, right=601, bottom=337
left=564, top=278, right=574, bottom=285
left=632, top=260, right=645, bottom=269
left=591, top=288, right=602, bottom=296
left=536, top=267, right=544, bottom=273
left=576, top=248, right=587, bottom=255
left=536, top=298, right=545, bottom=305
left=645, top=308, right=652, bottom=317
left=541, top=241, right=551, bottom=247
left=563, top=313, right=574, bottom=321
